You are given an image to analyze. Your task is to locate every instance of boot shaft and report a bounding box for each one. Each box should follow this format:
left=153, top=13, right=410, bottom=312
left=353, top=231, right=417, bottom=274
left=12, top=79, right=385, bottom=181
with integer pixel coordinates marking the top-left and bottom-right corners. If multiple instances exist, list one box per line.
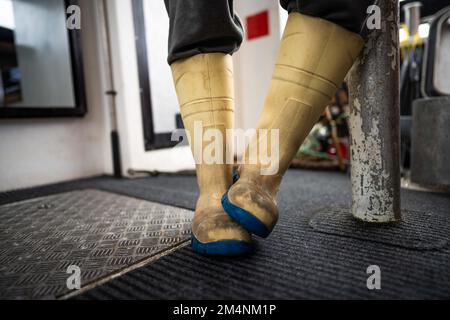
left=242, top=13, right=364, bottom=185
left=171, top=53, right=235, bottom=197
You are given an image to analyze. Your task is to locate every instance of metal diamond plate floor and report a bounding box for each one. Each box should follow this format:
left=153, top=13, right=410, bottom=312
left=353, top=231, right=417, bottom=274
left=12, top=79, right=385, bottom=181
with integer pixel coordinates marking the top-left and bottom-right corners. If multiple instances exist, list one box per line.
left=0, top=189, right=193, bottom=299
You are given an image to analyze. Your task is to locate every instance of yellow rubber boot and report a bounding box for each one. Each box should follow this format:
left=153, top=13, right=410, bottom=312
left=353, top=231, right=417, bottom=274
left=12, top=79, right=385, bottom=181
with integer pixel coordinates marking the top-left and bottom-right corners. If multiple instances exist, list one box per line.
left=222, top=13, right=364, bottom=237
left=171, top=53, right=252, bottom=255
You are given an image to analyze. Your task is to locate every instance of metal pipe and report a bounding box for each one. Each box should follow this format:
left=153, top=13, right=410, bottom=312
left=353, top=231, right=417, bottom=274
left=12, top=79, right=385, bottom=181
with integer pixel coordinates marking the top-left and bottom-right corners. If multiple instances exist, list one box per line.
left=348, top=0, right=401, bottom=223
left=404, top=2, right=422, bottom=43
left=97, top=0, right=122, bottom=177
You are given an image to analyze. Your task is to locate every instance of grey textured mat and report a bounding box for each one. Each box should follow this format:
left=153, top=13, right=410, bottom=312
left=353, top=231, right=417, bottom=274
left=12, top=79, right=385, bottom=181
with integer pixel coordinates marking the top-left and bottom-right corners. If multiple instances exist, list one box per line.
left=310, top=207, right=450, bottom=250
left=1, top=170, right=450, bottom=299
left=0, top=190, right=193, bottom=299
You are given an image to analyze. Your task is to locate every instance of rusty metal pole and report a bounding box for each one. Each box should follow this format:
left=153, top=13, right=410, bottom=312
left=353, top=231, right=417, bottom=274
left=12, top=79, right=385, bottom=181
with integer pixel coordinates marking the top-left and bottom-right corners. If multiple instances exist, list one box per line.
left=348, top=0, right=401, bottom=223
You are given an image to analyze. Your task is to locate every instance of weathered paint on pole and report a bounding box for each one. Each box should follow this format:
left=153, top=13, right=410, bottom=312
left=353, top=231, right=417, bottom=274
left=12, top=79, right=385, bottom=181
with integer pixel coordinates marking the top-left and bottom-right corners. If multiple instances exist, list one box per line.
left=348, top=0, right=401, bottom=223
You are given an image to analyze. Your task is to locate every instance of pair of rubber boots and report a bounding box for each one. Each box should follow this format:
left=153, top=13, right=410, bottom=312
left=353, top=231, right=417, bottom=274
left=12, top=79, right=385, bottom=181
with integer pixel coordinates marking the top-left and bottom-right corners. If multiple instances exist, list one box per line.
left=170, top=13, right=364, bottom=255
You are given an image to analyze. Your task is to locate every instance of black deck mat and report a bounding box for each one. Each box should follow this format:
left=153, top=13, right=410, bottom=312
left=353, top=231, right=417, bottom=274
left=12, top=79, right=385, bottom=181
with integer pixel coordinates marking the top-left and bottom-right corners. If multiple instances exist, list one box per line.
left=1, top=170, right=450, bottom=299
left=310, top=207, right=450, bottom=250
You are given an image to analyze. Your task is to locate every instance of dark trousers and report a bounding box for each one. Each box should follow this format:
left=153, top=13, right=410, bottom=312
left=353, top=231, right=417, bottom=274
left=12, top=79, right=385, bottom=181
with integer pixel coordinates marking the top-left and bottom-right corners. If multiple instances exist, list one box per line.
left=164, top=0, right=376, bottom=65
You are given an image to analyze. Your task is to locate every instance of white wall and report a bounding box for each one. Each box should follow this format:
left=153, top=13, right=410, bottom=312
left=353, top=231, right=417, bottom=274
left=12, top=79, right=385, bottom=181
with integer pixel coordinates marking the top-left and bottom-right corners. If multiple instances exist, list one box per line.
left=0, top=0, right=112, bottom=192
left=0, top=0, right=288, bottom=191
left=233, top=0, right=284, bottom=133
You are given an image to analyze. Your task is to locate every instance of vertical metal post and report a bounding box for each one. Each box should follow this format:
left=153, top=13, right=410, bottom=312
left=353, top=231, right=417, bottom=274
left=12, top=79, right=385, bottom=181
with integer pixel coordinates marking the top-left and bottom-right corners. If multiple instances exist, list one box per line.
left=98, top=0, right=122, bottom=177
left=348, top=0, right=401, bottom=223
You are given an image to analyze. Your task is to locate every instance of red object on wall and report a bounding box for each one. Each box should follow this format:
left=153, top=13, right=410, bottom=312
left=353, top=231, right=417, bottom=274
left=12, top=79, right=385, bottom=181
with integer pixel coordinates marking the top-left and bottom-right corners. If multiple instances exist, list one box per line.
left=246, top=10, right=270, bottom=40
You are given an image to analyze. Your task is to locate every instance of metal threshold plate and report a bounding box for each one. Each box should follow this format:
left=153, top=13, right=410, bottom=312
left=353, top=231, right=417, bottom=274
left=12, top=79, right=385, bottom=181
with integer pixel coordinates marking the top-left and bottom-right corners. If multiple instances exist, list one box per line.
left=0, top=189, right=193, bottom=299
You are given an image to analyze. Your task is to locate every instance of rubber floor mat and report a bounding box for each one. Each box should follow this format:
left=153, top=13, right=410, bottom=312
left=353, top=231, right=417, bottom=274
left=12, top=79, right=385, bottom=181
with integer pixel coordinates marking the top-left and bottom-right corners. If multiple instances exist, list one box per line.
left=0, top=189, right=193, bottom=299
left=309, top=207, right=450, bottom=250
